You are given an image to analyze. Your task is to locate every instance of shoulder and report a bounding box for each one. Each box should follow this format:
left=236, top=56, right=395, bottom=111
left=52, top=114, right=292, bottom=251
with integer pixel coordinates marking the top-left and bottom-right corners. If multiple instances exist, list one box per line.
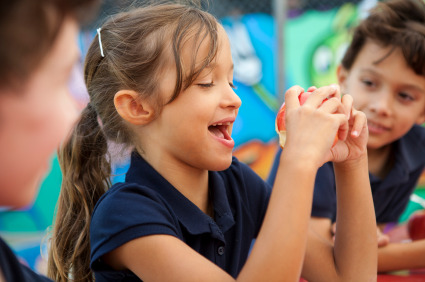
left=92, top=182, right=167, bottom=216
left=90, top=182, right=180, bottom=265
left=91, top=182, right=175, bottom=227
left=407, top=124, right=425, bottom=141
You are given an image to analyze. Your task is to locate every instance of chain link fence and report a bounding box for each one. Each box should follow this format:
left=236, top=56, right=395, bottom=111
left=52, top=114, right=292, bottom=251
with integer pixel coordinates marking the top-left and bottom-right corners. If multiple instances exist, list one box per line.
left=208, top=0, right=365, bottom=19
left=86, top=0, right=371, bottom=28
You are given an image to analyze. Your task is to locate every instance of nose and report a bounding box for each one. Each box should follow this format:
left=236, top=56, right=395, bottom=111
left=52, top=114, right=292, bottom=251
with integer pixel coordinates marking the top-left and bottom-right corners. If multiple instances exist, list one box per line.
left=222, top=85, right=242, bottom=110
left=369, top=90, right=393, bottom=117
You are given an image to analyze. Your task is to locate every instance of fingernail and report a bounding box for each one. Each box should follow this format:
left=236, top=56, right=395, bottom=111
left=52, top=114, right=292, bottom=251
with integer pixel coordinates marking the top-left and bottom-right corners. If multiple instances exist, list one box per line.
left=352, top=131, right=359, bottom=137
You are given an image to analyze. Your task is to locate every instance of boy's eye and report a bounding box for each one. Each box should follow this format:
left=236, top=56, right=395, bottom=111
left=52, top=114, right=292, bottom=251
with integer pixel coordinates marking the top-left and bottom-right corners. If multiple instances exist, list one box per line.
left=361, top=79, right=375, bottom=87
left=398, top=92, right=414, bottom=102
left=229, top=82, right=237, bottom=89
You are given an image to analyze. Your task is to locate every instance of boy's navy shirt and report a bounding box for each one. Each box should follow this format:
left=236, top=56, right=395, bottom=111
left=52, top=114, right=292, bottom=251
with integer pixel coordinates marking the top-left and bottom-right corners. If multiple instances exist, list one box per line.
left=90, top=152, right=271, bottom=281
left=268, top=125, right=425, bottom=224
left=0, top=237, right=52, bottom=282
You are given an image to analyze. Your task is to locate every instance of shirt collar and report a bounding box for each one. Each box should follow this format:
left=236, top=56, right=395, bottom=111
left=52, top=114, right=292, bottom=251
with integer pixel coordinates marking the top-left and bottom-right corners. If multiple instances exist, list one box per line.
left=125, top=152, right=235, bottom=237
left=370, top=125, right=425, bottom=185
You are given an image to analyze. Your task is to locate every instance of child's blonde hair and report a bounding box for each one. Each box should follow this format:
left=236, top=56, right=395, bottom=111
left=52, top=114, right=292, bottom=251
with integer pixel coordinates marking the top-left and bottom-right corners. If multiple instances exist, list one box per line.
left=47, top=3, right=219, bottom=281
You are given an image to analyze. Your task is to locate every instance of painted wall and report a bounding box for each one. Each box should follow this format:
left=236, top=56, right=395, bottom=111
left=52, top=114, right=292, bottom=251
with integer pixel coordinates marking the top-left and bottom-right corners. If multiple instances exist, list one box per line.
left=1, top=2, right=424, bottom=274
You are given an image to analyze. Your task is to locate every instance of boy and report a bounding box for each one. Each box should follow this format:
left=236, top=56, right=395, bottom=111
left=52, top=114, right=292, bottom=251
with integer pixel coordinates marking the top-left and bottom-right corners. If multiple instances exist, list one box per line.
left=0, top=0, right=98, bottom=280
left=268, top=0, right=425, bottom=272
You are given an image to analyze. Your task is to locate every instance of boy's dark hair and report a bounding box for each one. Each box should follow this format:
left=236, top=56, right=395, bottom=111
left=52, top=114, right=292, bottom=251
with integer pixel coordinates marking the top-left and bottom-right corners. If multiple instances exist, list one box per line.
left=341, top=0, right=425, bottom=76
left=0, top=0, right=99, bottom=90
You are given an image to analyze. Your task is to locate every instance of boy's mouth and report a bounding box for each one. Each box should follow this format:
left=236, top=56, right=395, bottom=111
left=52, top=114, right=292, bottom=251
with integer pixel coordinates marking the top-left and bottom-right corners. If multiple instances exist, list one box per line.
left=367, top=120, right=390, bottom=134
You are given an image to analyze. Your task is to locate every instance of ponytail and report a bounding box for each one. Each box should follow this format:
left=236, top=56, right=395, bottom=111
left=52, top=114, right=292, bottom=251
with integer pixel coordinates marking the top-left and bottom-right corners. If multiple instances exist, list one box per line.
left=47, top=103, right=111, bottom=282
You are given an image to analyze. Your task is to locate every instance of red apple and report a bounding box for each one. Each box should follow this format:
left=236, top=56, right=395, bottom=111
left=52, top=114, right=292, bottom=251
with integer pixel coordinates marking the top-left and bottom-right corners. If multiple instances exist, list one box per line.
left=275, top=91, right=338, bottom=148
left=407, top=209, right=425, bottom=241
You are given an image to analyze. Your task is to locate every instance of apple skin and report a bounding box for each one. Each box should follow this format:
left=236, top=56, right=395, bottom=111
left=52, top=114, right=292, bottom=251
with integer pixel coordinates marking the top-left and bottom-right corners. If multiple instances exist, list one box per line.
left=407, top=209, right=425, bottom=241
left=275, top=91, right=338, bottom=148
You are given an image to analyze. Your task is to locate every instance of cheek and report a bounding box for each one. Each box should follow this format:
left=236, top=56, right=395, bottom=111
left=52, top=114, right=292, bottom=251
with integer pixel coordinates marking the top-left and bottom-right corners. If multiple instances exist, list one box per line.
left=0, top=91, right=78, bottom=207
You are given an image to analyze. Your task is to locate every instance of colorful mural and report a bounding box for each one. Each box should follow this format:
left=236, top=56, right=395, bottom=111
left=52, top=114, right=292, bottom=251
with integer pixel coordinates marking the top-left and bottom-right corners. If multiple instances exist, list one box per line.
left=1, top=2, right=424, bottom=274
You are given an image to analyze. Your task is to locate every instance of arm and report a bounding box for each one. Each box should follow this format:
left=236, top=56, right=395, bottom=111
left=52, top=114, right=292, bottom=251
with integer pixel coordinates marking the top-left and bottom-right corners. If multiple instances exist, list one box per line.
left=103, top=85, right=353, bottom=281
left=378, top=239, right=425, bottom=272
left=302, top=95, right=377, bottom=282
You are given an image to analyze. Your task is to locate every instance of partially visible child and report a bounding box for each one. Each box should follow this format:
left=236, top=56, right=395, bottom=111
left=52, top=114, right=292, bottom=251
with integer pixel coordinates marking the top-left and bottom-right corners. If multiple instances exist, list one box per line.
left=268, top=0, right=425, bottom=273
left=48, top=3, right=377, bottom=281
left=0, top=0, right=98, bottom=281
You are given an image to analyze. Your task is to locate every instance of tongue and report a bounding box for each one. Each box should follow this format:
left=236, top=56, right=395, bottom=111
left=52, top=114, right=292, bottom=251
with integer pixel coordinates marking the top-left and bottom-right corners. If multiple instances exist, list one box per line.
left=209, top=126, right=225, bottom=138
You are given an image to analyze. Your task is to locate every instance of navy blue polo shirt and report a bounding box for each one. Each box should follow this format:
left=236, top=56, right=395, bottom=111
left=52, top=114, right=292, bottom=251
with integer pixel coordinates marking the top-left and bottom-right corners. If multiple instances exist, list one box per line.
left=0, top=237, right=52, bottom=282
left=267, top=125, right=425, bottom=224
left=90, top=152, right=271, bottom=281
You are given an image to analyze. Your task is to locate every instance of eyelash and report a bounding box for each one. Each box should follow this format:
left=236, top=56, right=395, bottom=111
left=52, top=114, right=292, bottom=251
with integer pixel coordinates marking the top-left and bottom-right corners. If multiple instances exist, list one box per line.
left=399, top=92, right=414, bottom=102
left=197, top=82, right=237, bottom=89
left=198, top=83, right=214, bottom=88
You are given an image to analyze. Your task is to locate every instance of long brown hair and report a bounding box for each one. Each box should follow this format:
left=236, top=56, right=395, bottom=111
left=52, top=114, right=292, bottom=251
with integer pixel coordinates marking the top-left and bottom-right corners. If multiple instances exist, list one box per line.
left=341, top=0, right=425, bottom=76
left=47, top=2, right=219, bottom=281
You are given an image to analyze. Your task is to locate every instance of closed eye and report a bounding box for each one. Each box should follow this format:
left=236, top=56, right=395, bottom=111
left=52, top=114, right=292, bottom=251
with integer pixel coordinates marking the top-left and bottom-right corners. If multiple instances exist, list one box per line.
left=229, top=82, right=237, bottom=89
left=198, top=83, right=214, bottom=88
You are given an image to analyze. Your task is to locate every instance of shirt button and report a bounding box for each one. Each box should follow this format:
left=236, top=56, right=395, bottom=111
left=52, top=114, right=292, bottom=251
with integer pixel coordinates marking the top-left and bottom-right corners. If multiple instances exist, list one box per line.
left=217, top=246, right=225, bottom=256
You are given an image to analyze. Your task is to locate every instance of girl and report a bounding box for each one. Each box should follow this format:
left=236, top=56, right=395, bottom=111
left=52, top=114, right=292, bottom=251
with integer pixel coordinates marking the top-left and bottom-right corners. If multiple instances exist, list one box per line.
left=48, top=3, right=377, bottom=282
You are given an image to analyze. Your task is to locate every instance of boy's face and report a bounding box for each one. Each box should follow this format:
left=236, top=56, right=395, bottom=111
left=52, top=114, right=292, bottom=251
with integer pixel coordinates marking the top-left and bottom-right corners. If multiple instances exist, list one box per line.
left=0, top=17, right=80, bottom=208
left=338, top=40, right=425, bottom=150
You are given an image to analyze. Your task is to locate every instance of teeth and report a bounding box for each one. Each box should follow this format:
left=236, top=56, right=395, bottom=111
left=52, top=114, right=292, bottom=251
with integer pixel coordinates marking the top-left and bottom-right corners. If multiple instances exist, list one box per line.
left=211, top=122, right=231, bottom=126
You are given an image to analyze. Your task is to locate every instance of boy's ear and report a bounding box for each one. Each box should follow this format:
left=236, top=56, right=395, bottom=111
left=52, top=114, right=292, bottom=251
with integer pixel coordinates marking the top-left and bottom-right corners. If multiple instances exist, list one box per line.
left=114, top=90, right=155, bottom=125
left=336, top=64, right=348, bottom=93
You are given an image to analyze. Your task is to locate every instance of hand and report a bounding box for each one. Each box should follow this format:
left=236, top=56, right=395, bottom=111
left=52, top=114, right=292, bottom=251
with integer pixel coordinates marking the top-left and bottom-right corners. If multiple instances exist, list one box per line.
left=326, top=94, right=368, bottom=164
left=283, top=85, right=349, bottom=168
left=332, top=223, right=389, bottom=247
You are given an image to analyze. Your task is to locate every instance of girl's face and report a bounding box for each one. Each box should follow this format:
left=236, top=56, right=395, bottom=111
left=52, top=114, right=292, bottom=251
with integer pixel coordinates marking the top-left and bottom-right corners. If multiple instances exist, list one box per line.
left=151, top=26, right=241, bottom=172
left=0, top=17, right=80, bottom=208
left=338, top=40, right=425, bottom=150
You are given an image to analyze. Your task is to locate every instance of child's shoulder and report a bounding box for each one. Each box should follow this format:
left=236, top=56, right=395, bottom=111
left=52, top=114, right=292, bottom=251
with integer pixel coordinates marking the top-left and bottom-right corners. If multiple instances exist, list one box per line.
left=396, top=125, right=425, bottom=169
left=403, top=125, right=425, bottom=147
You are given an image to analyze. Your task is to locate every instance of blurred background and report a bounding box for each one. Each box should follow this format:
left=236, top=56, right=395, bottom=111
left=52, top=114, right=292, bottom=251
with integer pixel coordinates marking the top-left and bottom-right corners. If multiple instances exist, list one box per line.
left=2, top=0, right=424, bottom=275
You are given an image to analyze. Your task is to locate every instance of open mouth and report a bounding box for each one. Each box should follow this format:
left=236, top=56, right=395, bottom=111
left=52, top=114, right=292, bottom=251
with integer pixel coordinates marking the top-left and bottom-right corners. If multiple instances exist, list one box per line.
left=208, top=122, right=232, bottom=140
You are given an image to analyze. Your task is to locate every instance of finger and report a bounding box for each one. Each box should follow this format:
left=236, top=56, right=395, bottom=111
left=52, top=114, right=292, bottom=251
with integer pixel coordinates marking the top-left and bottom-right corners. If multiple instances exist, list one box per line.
left=341, top=94, right=353, bottom=120
left=318, top=96, right=346, bottom=115
left=284, top=85, right=304, bottom=110
left=331, top=223, right=337, bottom=235
left=307, top=86, right=317, bottom=92
left=350, top=109, right=367, bottom=138
left=377, top=234, right=390, bottom=248
left=306, top=85, right=339, bottom=107
left=334, top=113, right=349, bottom=141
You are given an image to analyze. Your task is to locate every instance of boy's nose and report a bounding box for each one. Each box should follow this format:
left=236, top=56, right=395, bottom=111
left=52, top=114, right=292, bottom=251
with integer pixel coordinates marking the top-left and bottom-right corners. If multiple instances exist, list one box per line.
left=369, top=92, right=393, bottom=117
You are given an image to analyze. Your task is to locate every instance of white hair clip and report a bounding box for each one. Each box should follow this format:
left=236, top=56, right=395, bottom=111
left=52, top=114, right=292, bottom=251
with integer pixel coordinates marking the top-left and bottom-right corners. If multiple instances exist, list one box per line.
left=97, top=28, right=105, bottom=57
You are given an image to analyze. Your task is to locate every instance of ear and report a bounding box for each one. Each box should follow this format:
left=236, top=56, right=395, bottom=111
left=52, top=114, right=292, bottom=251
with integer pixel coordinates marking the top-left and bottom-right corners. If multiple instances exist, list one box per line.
left=336, top=64, right=349, bottom=93
left=114, top=90, right=155, bottom=125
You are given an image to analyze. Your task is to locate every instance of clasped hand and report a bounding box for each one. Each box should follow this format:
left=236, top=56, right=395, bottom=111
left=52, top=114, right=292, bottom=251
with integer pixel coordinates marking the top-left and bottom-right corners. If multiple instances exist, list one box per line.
left=282, top=85, right=368, bottom=167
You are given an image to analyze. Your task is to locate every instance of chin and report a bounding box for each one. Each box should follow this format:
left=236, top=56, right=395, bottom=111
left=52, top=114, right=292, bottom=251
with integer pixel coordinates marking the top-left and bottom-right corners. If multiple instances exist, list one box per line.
left=209, top=155, right=233, bottom=171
